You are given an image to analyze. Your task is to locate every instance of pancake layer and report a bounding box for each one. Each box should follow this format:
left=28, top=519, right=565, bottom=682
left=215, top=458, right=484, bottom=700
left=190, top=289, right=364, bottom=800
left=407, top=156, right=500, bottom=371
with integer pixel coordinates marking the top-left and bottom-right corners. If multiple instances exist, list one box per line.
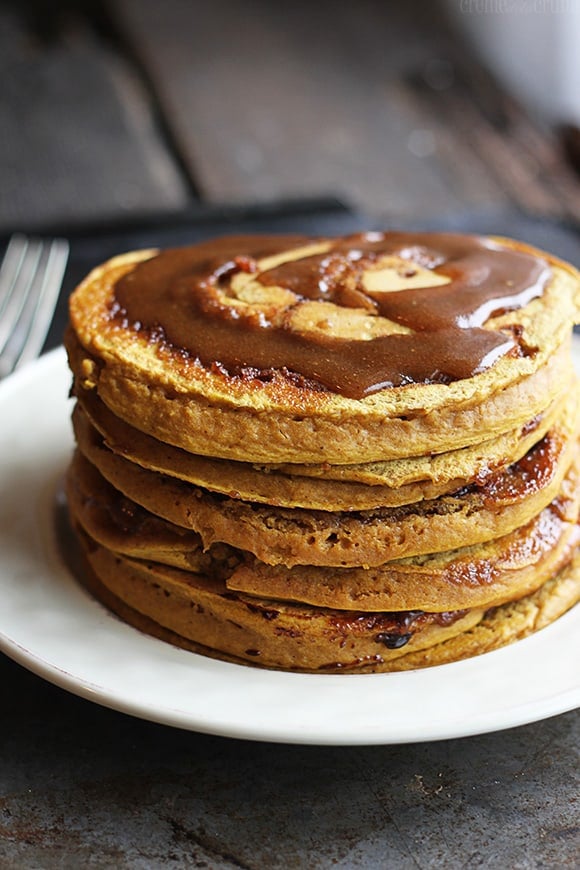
left=76, top=389, right=567, bottom=509
left=73, top=524, right=580, bottom=673
left=73, top=400, right=580, bottom=568
left=66, top=232, right=580, bottom=464
left=67, top=450, right=580, bottom=613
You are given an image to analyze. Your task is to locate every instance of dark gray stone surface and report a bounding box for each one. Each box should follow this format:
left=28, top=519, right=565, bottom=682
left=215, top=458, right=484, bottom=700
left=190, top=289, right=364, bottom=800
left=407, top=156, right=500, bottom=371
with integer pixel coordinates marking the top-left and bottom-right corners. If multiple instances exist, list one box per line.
left=1, top=652, right=578, bottom=869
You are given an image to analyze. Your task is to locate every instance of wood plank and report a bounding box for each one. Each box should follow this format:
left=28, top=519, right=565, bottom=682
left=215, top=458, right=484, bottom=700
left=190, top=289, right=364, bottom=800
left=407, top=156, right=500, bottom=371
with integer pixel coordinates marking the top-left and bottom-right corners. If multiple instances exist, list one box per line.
left=0, top=9, right=189, bottom=231
left=407, top=56, right=580, bottom=223
left=113, top=0, right=580, bottom=221
left=113, top=0, right=512, bottom=217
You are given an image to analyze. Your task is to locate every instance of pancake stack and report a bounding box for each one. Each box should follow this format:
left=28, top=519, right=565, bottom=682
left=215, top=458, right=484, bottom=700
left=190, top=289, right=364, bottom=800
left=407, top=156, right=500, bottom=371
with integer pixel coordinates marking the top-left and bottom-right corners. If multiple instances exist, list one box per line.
left=64, top=231, right=580, bottom=672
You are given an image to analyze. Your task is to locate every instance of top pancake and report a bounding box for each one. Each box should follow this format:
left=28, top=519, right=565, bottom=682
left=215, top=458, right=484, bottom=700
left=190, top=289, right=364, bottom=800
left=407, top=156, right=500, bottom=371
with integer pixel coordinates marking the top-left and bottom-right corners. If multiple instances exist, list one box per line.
left=67, top=232, right=580, bottom=464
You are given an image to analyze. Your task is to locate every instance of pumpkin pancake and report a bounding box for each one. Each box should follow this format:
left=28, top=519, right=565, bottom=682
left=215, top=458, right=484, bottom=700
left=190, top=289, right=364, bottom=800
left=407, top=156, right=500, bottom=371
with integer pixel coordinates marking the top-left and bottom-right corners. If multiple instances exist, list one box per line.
left=66, top=232, right=580, bottom=464
left=73, top=402, right=580, bottom=568
left=75, top=525, right=485, bottom=671
left=227, top=482, right=580, bottom=612
left=73, top=524, right=580, bottom=673
left=65, top=451, right=238, bottom=573
left=74, top=387, right=569, bottom=510
left=67, top=447, right=580, bottom=614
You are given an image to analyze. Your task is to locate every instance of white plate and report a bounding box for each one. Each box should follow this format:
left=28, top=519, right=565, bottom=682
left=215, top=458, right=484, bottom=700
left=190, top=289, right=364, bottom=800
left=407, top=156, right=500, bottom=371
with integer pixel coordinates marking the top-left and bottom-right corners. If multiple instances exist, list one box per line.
left=0, top=346, right=579, bottom=745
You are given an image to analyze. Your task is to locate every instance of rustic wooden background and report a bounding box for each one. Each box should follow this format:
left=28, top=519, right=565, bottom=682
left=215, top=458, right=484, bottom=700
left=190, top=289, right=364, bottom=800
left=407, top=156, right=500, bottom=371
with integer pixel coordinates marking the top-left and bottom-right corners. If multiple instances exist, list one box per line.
left=2, top=0, right=580, bottom=232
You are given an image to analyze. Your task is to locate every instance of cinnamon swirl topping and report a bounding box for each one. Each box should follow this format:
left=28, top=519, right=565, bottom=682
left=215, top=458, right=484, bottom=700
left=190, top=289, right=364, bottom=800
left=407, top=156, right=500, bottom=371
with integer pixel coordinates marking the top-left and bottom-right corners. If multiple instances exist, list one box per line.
left=112, top=232, right=551, bottom=398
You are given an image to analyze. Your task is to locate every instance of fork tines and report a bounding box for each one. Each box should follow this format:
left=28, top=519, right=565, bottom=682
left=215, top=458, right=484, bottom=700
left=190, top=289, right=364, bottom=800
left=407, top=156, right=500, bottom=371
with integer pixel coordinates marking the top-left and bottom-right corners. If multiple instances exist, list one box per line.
left=0, top=234, right=69, bottom=378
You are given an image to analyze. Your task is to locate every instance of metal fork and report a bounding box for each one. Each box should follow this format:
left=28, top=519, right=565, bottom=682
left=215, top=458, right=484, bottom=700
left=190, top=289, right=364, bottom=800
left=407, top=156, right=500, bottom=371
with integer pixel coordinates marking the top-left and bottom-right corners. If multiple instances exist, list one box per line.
left=0, top=234, right=69, bottom=379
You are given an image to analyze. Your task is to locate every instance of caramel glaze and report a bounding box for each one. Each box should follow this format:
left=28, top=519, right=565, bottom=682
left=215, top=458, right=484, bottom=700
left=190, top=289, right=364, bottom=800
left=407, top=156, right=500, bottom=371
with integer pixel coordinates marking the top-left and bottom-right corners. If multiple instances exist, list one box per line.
left=327, top=608, right=467, bottom=645
left=476, top=430, right=562, bottom=506
left=442, top=498, right=579, bottom=588
left=112, top=232, right=551, bottom=399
